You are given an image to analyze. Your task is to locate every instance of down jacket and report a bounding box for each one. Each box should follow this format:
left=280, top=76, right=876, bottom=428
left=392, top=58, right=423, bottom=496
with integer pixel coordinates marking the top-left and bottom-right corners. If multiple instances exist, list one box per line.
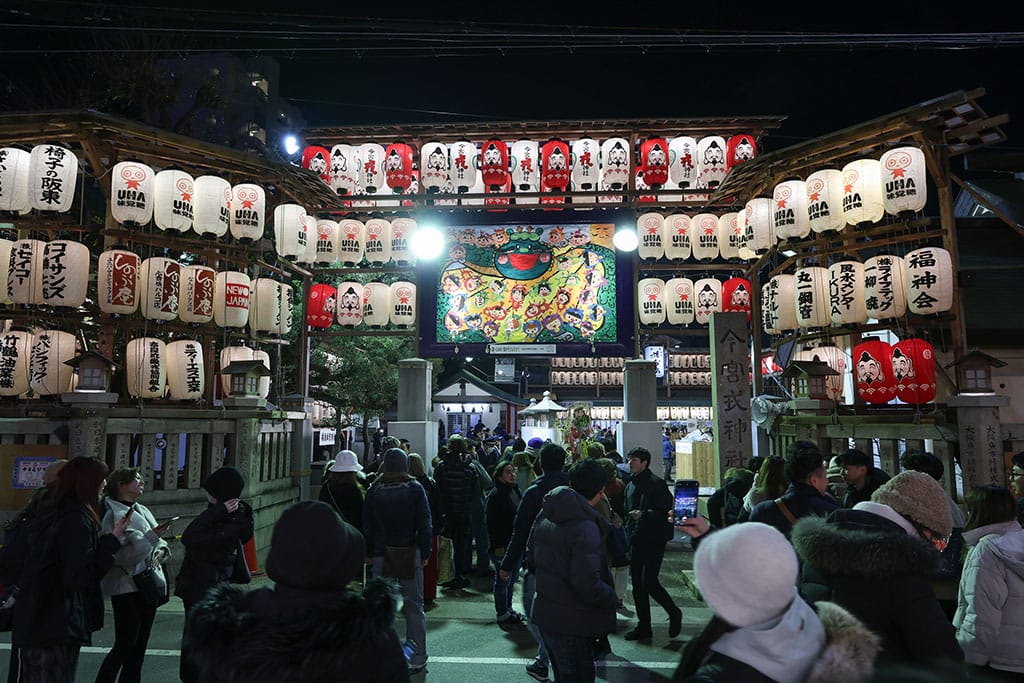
left=175, top=500, right=254, bottom=605
left=100, top=498, right=170, bottom=597
left=953, top=519, right=1024, bottom=672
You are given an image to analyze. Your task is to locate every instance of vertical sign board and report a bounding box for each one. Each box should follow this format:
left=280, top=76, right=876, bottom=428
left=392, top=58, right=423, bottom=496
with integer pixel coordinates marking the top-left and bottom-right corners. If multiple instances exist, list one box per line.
left=709, top=312, right=752, bottom=486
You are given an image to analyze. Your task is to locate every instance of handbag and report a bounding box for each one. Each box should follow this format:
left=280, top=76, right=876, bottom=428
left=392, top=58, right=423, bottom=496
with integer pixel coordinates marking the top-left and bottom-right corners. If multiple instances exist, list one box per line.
left=382, top=545, right=417, bottom=580
left=133, top=565, right=168, bottom=607
left=230, top=540, right=252, bottom=584
left=436, top=536, right=454, bottom=584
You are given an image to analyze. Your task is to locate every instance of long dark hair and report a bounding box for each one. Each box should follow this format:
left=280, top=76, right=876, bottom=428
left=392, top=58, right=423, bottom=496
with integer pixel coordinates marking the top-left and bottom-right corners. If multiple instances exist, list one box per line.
left=50, top=456, right=109, bottom=527
left=964, top=485, right=1017, bottom=532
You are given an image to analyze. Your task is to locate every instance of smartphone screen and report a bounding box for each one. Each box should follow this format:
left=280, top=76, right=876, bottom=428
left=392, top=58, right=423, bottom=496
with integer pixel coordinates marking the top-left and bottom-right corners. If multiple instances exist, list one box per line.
left=674, top=479, right=700, bottom=521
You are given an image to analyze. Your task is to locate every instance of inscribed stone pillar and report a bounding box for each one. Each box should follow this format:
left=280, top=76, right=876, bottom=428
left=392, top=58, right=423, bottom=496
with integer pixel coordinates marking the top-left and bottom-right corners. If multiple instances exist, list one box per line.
left=948, top=393, right=1011, bottom=488
left=710, top=312, right=753, bottom=486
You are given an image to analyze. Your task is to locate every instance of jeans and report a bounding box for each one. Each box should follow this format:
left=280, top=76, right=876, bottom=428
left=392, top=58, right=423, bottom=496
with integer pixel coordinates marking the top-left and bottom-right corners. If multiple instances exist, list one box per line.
left=522, top=572, right=549, bottom=667
left=538, top=627, right=596, bottom=683
left=95, top=592, right=158, bottom=683
left=374, top=549, right=427, bottom=668
left=630, top=542, right=680, bottom=628
left=491, top=553, right=520, bottom=616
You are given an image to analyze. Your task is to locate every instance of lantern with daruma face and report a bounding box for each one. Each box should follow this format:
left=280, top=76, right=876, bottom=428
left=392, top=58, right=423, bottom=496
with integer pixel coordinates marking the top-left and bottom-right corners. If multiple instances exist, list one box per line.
left=302, top=146, right=331, bottom=184
left=773, top=180, right=810, bottom=241
left=639, top=138, right=669, bottom=189
left=314, top=219, right=339, bottom=266
left=29, top=330, right=75, bottom=396
left=336, top=282, right=364, bottom=326
left=691, top=213, right=720, bottom=262
left=420, top=142, right=449, bottom=193
left=600, top=138, right=630, bottom=189
left=540, top=140, right=571, bottom=193
left=126, top=338, right=167, bottom=399
left=364, top=219, right=392, bottom=265
left=192, top=176, right=231, bottom=239
left=214, top=271, right=250, bottom=328
left=863, top=254, right=907, bottom=320
left=841, top=159, right=885, bottom=226
left=696, top=136, right=727, bottom=190
left=854, top=338, right=896, bottom=404
left=0, top=147, right=31, bottom=213
left=154, top=169, right=194, bottom=232
left=762, top=274, right=798, bottom=334
left=881, top=146, right=927, bottom=215
left=337, top=219, right=365, bottom=266
left=230, top=184, right=265, bottom=242
left=98, top=249, right=140, bottom=315
left=637, top=278, right=666, bottom=326
left=480, top=140, right=510, bottom=191
left=42, top=240, right=88, bottom=308
left=390, top=281, right=416, bottom=327
left=665, top=277, right=695, bottom=325
left=636, top=213, right=665, bottom=260
left=794, top=266, right=830, bottom=328
left=726, top=134, right=758, bottom=170
left=570, top=138, right=599, bottom=190
left=273, top=204, right=307, bottom=260
left=329, top=144, right=359, bottom=195
left=111, top=161, right=154, bottom=226
left=384, top=142, right=415, bottom=192
left=806, top=169, right=846, bottom=234
left=166, top=340, right=205, bottom=400
left=905, top=246, right=953, bottom=314
left=28, top=145, right=77, bottom=213
left=669, top=136, right=698, bottom=189
left=7, top=239, right=44, bottom=305
left=663, top=214, right=691, bottom=261
left=0, top=330, right=31, bottom=396
left=362, top=282, right=391, bottom=327
left=828, top=261, right=867, bottom=325
left=694, top=278, right=723, bottom=325
left=179, top=265, right=215, bottom=324
left=450, top=140, right=478, bottom=193
left=891, top=338, right=936, bottom=404
left=307, top=284, right=337, bottom=329
left=722, top=277, right=752, bottom=320
left=357, top=143, right=386, bottom=193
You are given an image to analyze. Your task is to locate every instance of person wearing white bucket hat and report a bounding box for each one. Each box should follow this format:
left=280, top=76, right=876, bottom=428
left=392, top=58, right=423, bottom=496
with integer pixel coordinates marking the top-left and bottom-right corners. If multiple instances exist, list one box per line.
left=320, top=450, right=366, bottom=530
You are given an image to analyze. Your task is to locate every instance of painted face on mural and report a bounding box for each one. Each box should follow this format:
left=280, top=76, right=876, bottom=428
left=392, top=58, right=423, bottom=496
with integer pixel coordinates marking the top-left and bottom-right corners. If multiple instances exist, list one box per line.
left=858, top=351, right=883, bottom=384
left=449, top=245, right=466, bottom=261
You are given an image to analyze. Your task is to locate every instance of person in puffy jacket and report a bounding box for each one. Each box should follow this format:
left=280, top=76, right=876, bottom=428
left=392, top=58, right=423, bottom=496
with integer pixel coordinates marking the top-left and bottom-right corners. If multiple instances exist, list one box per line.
left=433, top=436, right=477, bottom=590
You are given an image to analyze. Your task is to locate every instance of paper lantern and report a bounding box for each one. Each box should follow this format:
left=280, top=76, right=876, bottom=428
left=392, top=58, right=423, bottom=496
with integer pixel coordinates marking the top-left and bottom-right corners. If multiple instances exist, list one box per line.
left=28, top=330, right=75, bottom=396
left=230, top=184, right=265, bottom=242
left=636, top=278, right=667, bottom=326
left=694, top=278, right=722, bottom=325
left=570, top=138, right=599, bottom=190
left=892, top=338, right=936, bottom=404
left=668, top=136, right=698, bottom=189
left=639, top=138, right=670, bottom=189
left=762, top=274, right=798, bottom=334
left=214, top=271, right=250, bottom=328
left=337, top=218, right=365, bottom=266
left=420, top=141, right=449, bottom=193
left=863, top=254, right=907, bottom=320
left=761, top=282, right=779, bottom=335
left=179, top=265, right=215, bottom=324
left=806, top=169, right=846, bottom=234
left=485, top=177, right=511, bottom=209
left=742, top=198, right=775, bottom=256
left=0, top=239, right=11, bottom=305
left=449, top=140, right=478, bottom=193
left=718, top=212, right=741, bottom=260
left=795, top=345, right=847, bottom=402
left=7, top=239, right=44, bottom=305
left=390, top=281, right=416, bottom=327
left=154, top=169, right=194, bottom=232
left=773, top=180, right=810, bottom=241
left=39, top=240, right=86, bottom=309
left=390, top=217, right=416, bottom=265
left=309, top=219, right=338, bottom=266
left=277, top=283, right=294, bottom=336
left=307, top=283, right=337, bottom=329
left=139, top=257, right=180, bottom=321
left=0, top=330, right=31, bottom=396
left=357, top=143, right=386, bottom=193
left=841, top=159, right=885, bottom=226
left=111, top=161, right=154, bottom=226
left=726, top=134, right=758, bottom=170
left=0, top=148, right=31, bottom=212
left=905, top=246, right=953, bottom=314
left=273, top=204, right=307, bottom=259
left=336, top=282, right=364, bottom=326
left=854, top=339, right=896, bottom=404
left=599, top=138, right=630, bottom=189
left=596, top=175, right=622, bottom=205
left=664, top=214, right=692, bottom=261
left=98, top=249, right=140, bottom=315
left=219, top=344, right=253, bottom=397
left=300, top=146, right=330, bottom=184
left=722, top=277, right=752, bottom=320
left=192, top=175, right=231, bottom=238
left=166, top=340, right=204, bottom=400
left=665, top=277, right=695, bottom=325
left=253, top=349, right=271, bottom=398
left=691, top=213, right=720, bottom=262
left=828, top=261, right=867, bottom=325
left=636, top=213, right=665, bottom=260
left=28, top=144, right=77, bottom=212
left=249, top=278, right=281, bottom=335
left=296, top=215, right=318, bottom=265
left=881, top=146, right=927, bottom=215
left=794, top=266, right=830, bottom=328
left=478, top=139, right=510, bottom=191
left=696, top=136, right=727, bottom=190
left=364, top=218, right=392, bottom=265
left=329, top=144, right=359, bottom=195
left=362, top=282, right=390, bottom=327
left=384, top=142, right=415, bottom=192
left=126, top=337, right=167, bottom=399
left=540, top=139, right=571, bottom=193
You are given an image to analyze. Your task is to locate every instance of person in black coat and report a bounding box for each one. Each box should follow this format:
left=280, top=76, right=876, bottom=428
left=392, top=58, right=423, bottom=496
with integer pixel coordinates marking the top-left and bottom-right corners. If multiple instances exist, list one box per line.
left=185, top=501, right=410, bottom=683
left=836, top=448, right=891, bottom=508
left=485, top=459, right=522, bottom=623
left=433, top=436, right=477, bottom=589
left=749, top=441, right=838, bottom=536
left=319, top=450, right=365, bottom=531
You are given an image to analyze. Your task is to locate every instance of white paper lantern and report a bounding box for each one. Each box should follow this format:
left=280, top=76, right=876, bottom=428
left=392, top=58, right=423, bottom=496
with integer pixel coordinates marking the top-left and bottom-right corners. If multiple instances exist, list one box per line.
left=329, top=144, right=359, bottom=195
left=167, top=340, right=205, bottom=400
left=364, top=218, right=392, bottom=265
left=39, top=240, right=88, bottom=308
left=357, top=143, right=387, bottom=193
left=111, top=161, right=155, bottom=226
left=219, top=345, right=253, bottom=397
left=97, top=249, right=140, bottom=315
left=309, top=219, right=338, bottom=266
left=213, top=271, right=251, bottom=328
left=7, top=239, right=44, bottom=305
left=0, top=330, right=32, bottom=396
left=806, top=169, right=846, bottom=234
left=694, top=278, right=723, bottom=325
left=761, top=282, right=779, bottom=335
left=0, top=239, right=12, bottom=305
left=570, top=138, right=599, bottom=190
left=337, top=219, right=365, bottom=266
left=277, top=282, right=294, bottom=336
left=668, top=136, right=698, bottom=189
left=0, top=148, right=31, bottom=213
left=28, top=144, right=77, bottom=213
left=841, top=159, right=885, bottom=226
left=362, top=282, right=391, bottom=327
left=139, top=257, right=180, bottom=321
left=29, top=329, right=75, bottom=396
left=743, top=198, right=775, bottom=256
left=509, top=140, right=539, bottom=199
left=179, top=265, right=215, bottom=324
left=863, top=254, right=907, bottom=320
left=905, top=246, right=953, bottom=314
left=192, top=175, right=231, bottom=238
left=828, top=261, right=867, bottom=325
left=389, top=281, right=416, bottom=327
left=695, top=136, right=728, bottom=189
left=881, top=146, right=927, bottom=215
left=636, top=213, right=665, bottom=260
left=126, top=337, right=166, bottom=399
left=447, top=140, right=477, bottom=193
left=390, top=217, right=416, bottom=265
left=249, top=278, right=281, bottom=335
left=253, top=349, right=271, bottom=398
left=230, top=183, right=265, bottom=242
left=794, top=266, right=830, bottom=328
left=461, top=175, right=485, bottom=206
left=665, top=277, right=695, bottom=325
left=420, top=141, right=450, bottom=192
left=637, top=278, right=667, bottom=325
left=273, top=204, right=307, bottom=259
left=296, top=215, right=318, bottom=265
left=718, top=212, right=741, bottom=260
left=663, top=214, right=692, bottom=261
left=599, top=138, right=630, bottom=189
left=690, top=213, right=720, bottom=262
left=153, top=169, right=194, bottom=232
left=772, top=180, right=810, bottom=240
left=336, top=281, right=364, bottom=326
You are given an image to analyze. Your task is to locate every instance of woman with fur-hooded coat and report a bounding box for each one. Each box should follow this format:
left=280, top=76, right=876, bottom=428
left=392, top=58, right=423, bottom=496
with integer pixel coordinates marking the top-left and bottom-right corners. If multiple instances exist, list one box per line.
left=184, top=501, right=409, bottom=683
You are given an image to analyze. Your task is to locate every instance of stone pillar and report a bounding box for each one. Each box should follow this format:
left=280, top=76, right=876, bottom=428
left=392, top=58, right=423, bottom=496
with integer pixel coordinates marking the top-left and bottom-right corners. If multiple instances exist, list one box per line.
left=710, top=312, right=753, bottom=487
left=389, top=358, right=438, bottom=469
left=877, top=439, right=900, bottom=478
left=948, top=393, right=1011, bottom=488
left=619, top=360, right=664, bottom=478
left=279, top=395, right=314, bottom=501
left=69, top=415, right=107, bottom=460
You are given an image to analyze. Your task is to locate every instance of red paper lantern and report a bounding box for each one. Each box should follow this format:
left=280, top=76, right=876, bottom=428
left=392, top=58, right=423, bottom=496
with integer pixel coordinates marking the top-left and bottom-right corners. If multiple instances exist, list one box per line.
left=726, top=134, right=758, bottom=170
left=853, top=339, right=896, bottom=404
left=640, top=137, right=670, bottom=189
left=480, top=139, right=510, bottom=191
left=540, top=140, right=571, bottom=192
left=301, top=146, right=331, bottom=184
left=307, top=284, right=337, bottom=329
left=384, top=142, right=415, bottom=192
left=722, top=277, right=752, bottom=320
left=891, top=338, right=936, bottom=404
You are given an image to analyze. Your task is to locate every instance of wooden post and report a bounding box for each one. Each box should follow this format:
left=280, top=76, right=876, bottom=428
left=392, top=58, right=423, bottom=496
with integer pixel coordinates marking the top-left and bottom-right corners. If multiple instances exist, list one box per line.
left=877, top=439, right=900, bottom=477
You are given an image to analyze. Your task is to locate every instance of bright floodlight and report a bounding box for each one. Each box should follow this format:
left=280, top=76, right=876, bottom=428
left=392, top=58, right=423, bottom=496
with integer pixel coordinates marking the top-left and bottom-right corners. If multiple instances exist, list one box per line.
left=612, top=226, right=638, bottom=252
left=283, top=135, right=300, bottom=156
left=412, top=224, right=445, bottom=261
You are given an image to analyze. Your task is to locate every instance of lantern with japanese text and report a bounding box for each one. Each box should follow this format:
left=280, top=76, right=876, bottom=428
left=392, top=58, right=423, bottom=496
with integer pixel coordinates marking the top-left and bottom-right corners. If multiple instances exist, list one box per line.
left=479, top=140, right=510, bottom=191
left=329, top=144, right=359, bottom=195
left=362, top=282, right=391, bottom=327
left=28, top=145, right=77, bottom=213
left=126, top=337, right=167, bottom=399
left=249, top=278, right=281, bottom=335
left=313, top=219, right=339, bottom=266
left=669, top=136, right=698, bottom=189
left=337, top=219, right=365, bottom=266
left=219, top=344, right=253, bottom=397
left=254, top=349, right=272, bottom=398
left=881, top=146, right=927, bottom=215
left=154, top=169, right=194, bottom=232
left=892, top=338, right=936, bottom=404
left=214, top=271, right=250, bottom=328
left=192, top=176, right=231, bottom=239
left=842, top=159, right=885, bottom=226
left=230, top=183, right=265, bottom=242
left=420, top=142, right=449, bottom=193
left=140, top=257, right=180, bottom=322
left=636, top=213, right=665, bottom=260
left=905, top=246, right=953, bottom=314
left=307, top=284, right=337, bottom=329
left=111, top=161, right=154, bottom=226
left=390, top=217, right=416, bottom=265
left=7, top=239, right=44, bottom=305
left=277, top=283, right=294, bottom=336
left=336, top=282, right=364, bottom=326
left=726, top=134, right=758, bottom=170
left=694, top=278, right=722, bottom=325
left=795, top=344, right=847, bottom=402
left=166, top=340, right=204, bottom=401
left=0, top=147, right=31, bottom=213
left=449, top=140, right=478, bottom=193
left=273, top=204, right=307, bottom=259
left=691, top=213, right=720, bottom=262
left=854, top=338, right=896, bottom=404
left=665, top=277, right=695, bottom=325
left=806, top=169, right=846, bottom=234
left=761, top=282, right=778, bottom=335
left=179, top=265, right=215, bottom=324
left=302, top=146, right=331, bottom=184
left=570, top=138, right=599, bottom=190
left=663, top=214, right=692, bottom=261
left=29, top=330, right=75, bottom=396
left=98, top=249, right=140, bottom=315
left=637, top=278, right=666, bottom=326
left=794, top=266, right=830, bottom=328
left=773, top=180, right=810, bottom=240
left=390, top=281, right=416, bottom=327
left=540, top=140, right=571, bottom=194
left=696, top=136, right=727, bottom=190
left=639, top=137, right=669, bottom=189
left=743, top=198, right=775, bottom=255
left=0, top=330, right=32, bottom=396
left=296, top=215, right=319, bottom=266
left=599, top=138, right=630, bottom=189
left=762, top=274, right=798, bottom=334
left=722, top=277, right=752, bottom=320
left=384, top=142, right=415, bottom=192
left=864, top=254, right=907, bottom=320
left=0, top=239, right=11, bottom=305
left=41, top=240, right=88, bottom=308
left=828, top=261, right=867, bottom=325
left=364, top=219, right=391, bottom=265
left=718, top=212, right=741, bottom=260
left=357, top=143, right=386, bottom=193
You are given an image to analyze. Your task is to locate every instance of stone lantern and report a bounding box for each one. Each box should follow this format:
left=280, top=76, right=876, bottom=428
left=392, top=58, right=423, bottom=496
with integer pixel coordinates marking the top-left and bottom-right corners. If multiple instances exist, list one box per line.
left=782, top=360, right=839, bottom=414
left=221, top=360, right=272, bottom=408
left=61, top=350, right=118, bottom=406
left=946, top=349, right=1011, bottom=489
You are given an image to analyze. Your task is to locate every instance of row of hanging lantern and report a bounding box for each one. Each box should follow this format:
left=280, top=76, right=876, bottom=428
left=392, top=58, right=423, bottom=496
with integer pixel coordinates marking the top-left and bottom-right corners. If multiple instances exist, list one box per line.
left=311, top=401, right=336, bottom=426
left=0, top=238, right=90, bottom=308
left=637, top=276, right=752, bottom=327
left=550, top=356, right=630, bottom=369
left=273, top=213, right=418, bottom=267
left=0, top=328, right=78, bottom=397
left=0, top=145, right=79, bottom=214
left=123, top=340, right=274, bottom=400
left=308, top=281, right=417, bottom=329
left=760, top=247, right=953, bottom=335
left=635, top=212, right=752, bottom=262
left=550, top=371, right=620, bottom=386
left=669, top=353, right=712, bottom=369
left=669, top=371, right=713, bottom=387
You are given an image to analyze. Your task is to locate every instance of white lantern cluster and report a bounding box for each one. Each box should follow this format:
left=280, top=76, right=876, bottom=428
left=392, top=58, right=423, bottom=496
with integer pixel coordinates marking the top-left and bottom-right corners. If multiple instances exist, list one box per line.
left=3, top=238, right=90, bottom=308
left=124, top=336, right=207, bottom=400
left=637, top=211, right=781, bottom=263
left=637, top=276, right=723, bottom=327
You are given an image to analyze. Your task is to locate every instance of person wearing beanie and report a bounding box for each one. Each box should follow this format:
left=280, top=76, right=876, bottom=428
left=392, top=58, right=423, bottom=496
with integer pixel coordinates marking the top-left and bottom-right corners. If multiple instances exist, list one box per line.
left=433, top=436, right=478, bottom=590
left=792, top=470, right=963, bottom=666
left=183, top=501, right=410, bottom=683
left=362, top=448, right=432, bottom=674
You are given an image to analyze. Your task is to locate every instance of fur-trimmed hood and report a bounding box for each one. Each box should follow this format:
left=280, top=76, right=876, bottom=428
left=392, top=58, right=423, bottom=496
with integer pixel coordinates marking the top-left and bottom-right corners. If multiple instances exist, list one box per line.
left=807, top=601, right=881, bottom=683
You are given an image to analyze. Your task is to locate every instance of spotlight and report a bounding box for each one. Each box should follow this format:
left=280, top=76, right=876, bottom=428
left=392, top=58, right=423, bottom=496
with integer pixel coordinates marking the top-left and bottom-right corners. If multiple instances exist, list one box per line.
left=411, top=224, right=445, bottom=261
left=612, top=226, right=638, bottom=252
left=282, top=134, right=300, bottom=156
